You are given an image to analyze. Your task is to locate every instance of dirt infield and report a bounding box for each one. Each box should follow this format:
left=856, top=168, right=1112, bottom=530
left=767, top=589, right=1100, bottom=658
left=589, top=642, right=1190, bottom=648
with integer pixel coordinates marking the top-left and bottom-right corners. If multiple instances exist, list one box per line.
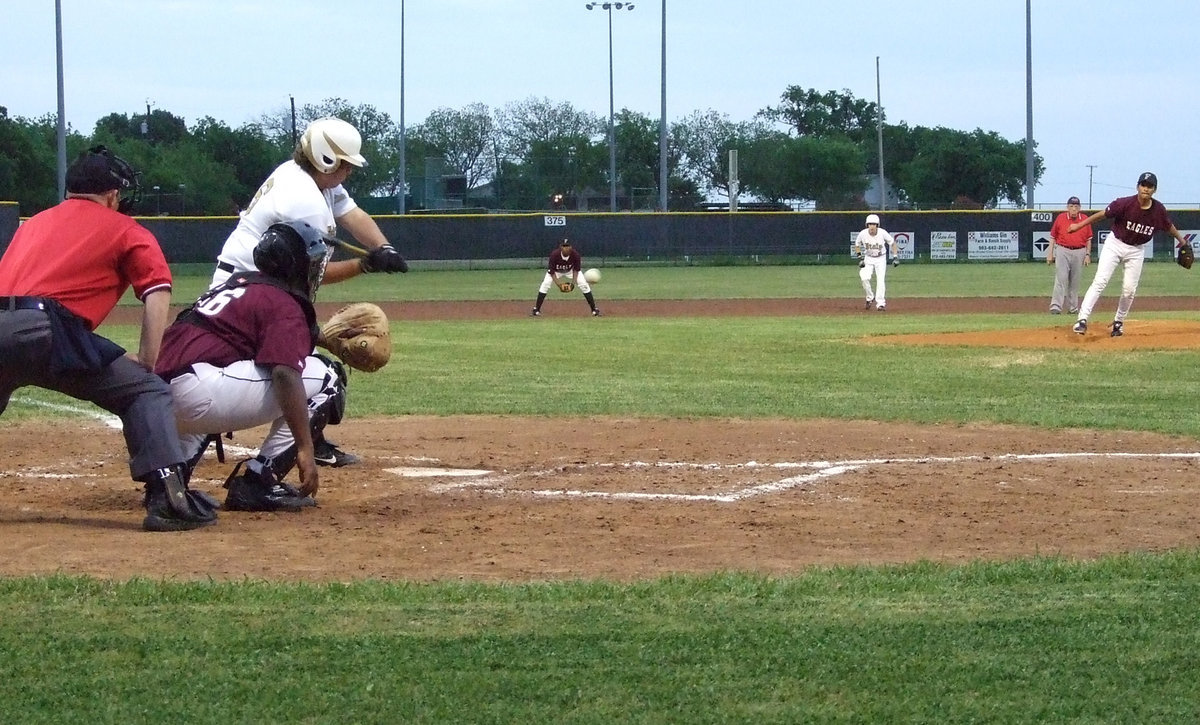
left=2, top=297, right=1198, bottom=582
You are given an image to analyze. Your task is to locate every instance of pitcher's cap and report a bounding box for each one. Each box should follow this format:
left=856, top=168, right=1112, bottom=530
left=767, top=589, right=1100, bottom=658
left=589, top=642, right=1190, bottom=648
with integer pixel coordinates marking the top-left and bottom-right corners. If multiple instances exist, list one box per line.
left=1138, top=171, right=1158, bottom=187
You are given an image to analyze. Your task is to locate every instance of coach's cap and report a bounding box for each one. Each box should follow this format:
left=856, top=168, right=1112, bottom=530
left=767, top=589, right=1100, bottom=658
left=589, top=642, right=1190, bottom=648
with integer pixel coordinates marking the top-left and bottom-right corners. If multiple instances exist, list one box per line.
left=1067, top=196, right=1081, bottom=205
left=1138, top=171, right=1158, bottom=188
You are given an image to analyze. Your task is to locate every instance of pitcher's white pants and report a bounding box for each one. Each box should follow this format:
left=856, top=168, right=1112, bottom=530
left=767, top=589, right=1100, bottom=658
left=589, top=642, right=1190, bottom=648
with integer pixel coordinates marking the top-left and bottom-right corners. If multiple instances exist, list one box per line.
left=1076, top=233, right=1146, bottom=324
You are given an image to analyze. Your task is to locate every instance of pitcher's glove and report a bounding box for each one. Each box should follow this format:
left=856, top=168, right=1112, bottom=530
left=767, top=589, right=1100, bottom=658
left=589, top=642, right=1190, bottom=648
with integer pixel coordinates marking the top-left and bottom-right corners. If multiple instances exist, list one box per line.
left=1177, top=242, right=1193, bottom=270
left=317, top=303, right=392, bottom=372
left=557, top=280, right=575, bottom=293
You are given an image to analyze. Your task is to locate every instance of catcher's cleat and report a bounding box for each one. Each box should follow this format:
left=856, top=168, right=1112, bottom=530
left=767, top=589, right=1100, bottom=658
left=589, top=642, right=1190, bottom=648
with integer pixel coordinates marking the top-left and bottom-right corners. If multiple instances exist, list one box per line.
left=530, top=308, right=541, bottom=317
left=1073, top=320, right=1087, bottom=335
left=592, top=308, right=602, bottom=316
left=1110, top=321, right=1123, bottom=337
left=314, top=439, right=361, bottom=467
left=223, top=460, right=316, bottom=512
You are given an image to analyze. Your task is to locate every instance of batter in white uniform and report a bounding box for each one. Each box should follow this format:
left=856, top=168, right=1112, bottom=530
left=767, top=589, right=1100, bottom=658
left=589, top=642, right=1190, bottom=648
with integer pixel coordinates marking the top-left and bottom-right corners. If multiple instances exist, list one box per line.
left=854, top=213, right=898, bottom=311
left=208, top=118, right=409, bottom=468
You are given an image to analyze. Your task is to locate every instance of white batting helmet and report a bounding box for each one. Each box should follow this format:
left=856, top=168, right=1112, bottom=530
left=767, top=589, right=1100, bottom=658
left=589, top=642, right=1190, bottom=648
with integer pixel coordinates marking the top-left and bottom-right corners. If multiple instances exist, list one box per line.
left=300, top=118, right=368, bottom=173
left=865, top=214, right=880, bottom=225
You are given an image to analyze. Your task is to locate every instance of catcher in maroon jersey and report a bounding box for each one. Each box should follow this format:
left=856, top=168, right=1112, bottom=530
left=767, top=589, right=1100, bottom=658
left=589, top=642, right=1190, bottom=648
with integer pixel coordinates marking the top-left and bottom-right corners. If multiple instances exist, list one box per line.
left=529, top=238, right=601, bottom=317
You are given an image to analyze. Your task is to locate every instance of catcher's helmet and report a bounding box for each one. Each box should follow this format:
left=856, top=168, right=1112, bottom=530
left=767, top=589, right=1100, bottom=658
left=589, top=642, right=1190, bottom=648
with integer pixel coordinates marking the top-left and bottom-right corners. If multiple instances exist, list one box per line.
left=865, top=214, right=880, bottom=226
left=66, top=145, right=142, bottom=214
left=299, top=118, right=367, bottom=174
left=253, top=221, right=332, bottom=301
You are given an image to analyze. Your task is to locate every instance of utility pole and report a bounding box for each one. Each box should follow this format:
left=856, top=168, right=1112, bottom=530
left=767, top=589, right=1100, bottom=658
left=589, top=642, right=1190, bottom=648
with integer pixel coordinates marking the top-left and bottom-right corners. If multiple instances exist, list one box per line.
left=1086, top=165, right=1097, bottom=208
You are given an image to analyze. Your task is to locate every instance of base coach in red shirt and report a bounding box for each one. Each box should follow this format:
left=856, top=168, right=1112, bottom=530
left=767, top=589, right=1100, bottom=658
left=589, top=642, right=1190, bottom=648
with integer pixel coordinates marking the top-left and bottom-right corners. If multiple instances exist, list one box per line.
left=0, top=147, right=217, bottom=531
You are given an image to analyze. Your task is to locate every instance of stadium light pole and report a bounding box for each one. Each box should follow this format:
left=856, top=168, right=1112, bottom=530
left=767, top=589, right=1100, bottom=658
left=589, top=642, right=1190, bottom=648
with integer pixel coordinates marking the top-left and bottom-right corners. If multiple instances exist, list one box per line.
left=398, top=0, right=407, bottom=214
left=1024, top=0, right=1036, bottom=209
left=54, top=0, right=66, bottom=200
left=658, top=0, right=667, bottom=212
left=586, top=2, right=634, bottom=213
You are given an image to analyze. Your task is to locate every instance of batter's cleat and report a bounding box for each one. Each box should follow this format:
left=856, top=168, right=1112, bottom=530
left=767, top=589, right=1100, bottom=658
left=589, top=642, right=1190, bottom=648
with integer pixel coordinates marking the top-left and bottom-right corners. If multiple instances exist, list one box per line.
left=592, top=308, right=602, bottom=316
left=1110, top=321, right=1123, bottom=337
left=530, top=308, right=541, bottom=317
left=314, top=439, right=360, bottom=467
left=1073, top=319, right=1087, bottom=335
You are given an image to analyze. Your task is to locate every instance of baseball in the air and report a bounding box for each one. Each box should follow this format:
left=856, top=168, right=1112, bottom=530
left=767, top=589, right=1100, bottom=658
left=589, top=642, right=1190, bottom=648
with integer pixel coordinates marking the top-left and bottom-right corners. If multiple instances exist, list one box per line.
left=583, top=268, right=602, bottom=284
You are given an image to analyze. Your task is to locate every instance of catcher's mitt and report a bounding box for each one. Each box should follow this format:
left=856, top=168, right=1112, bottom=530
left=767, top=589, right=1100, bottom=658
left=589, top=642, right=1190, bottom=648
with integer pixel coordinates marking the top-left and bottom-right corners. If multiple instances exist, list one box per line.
left=557, top=280, right=575, bottom=293
left=1177, top=243, right=1193, bottom=270
left=317, top=302, right=391, bottom=372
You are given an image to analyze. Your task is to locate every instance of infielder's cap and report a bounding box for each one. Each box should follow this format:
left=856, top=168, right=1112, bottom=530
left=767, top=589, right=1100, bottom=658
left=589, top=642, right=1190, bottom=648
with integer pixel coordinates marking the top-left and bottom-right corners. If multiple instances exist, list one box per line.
left=1138, top=171, right=1158, bottom=187
left=66, top=147, right=128, bottom=194
left=1067, top=196, right=1081, bottom=205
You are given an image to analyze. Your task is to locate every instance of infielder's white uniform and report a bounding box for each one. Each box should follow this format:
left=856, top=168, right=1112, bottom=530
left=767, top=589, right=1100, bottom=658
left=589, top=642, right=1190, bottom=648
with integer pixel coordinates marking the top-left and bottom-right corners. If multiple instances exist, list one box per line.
left=854, top=226, right=896, bottom=308
left=211, top=160, right=353, bottom=289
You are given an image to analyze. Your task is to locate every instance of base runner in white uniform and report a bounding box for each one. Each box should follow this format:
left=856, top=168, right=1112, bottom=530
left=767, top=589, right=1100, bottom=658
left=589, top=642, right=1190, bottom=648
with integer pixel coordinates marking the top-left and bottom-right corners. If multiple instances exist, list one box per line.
left=207, top=118, right=409, bottom=468
left=854, top=213, right=898, bottom=311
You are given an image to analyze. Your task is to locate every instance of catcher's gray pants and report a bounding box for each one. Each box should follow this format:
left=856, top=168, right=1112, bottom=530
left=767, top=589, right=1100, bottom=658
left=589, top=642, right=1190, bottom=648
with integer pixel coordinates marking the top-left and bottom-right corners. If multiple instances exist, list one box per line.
left=1049, top=245, right=1088, bottom=313
left=0, top=308, right=185, bottom=480
left=167, top=356, right=337, bottom=463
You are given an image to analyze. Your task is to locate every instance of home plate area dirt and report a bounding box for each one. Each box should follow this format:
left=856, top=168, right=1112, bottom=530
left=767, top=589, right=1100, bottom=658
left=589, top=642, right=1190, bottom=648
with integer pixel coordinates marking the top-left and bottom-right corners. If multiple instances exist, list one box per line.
left=1, top=297, right=1198, bottom=582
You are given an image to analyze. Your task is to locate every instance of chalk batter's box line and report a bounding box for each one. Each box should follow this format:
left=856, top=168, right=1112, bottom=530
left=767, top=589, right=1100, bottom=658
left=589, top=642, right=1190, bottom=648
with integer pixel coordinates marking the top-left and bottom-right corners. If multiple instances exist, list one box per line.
left=425, top=453, right=1200, bottom=503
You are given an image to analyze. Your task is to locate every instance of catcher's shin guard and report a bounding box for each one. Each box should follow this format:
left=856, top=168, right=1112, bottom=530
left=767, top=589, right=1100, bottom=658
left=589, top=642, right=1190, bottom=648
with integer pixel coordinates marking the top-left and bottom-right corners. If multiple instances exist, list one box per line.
left=141, top=463, right=219, bottom=532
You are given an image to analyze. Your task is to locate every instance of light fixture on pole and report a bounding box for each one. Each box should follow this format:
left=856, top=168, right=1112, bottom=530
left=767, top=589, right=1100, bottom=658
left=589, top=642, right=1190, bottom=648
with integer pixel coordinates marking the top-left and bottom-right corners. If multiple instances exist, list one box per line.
left=586, top=2, right=635, bottom=213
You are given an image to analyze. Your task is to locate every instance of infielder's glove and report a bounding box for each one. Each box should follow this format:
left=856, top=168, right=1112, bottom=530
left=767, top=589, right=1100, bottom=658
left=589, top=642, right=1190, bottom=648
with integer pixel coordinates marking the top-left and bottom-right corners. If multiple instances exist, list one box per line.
left=892, top=257, right=900, bottom=268
left=317, top=302, right=392, bottom=372
left=557, top=280, right=575, bottom=293
left=361, top=243, right=409, bottom=273
left=857, top=254, right=865, bottom=269
left=1177, top=242, right=1193, bottom=270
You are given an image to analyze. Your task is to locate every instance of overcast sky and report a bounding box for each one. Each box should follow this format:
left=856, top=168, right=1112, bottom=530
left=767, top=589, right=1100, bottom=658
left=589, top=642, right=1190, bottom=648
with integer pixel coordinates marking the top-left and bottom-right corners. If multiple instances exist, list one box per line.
left=6, top=1, right=1198, bottom=208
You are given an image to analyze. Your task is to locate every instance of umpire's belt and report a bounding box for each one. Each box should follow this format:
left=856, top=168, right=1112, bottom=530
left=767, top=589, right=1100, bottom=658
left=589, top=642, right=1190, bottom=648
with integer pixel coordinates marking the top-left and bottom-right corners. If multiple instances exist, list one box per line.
left=0, top=296, right=50, bottom=312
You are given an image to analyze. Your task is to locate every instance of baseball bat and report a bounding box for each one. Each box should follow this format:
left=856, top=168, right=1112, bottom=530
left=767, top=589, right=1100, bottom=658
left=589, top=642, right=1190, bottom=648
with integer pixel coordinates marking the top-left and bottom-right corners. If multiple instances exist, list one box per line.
left=329, top=236, right=370, bottom=258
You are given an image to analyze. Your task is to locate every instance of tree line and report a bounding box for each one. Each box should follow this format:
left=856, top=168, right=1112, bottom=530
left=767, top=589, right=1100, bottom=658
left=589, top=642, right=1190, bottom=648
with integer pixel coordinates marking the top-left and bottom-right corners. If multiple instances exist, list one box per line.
left=0, top=87, right=1041, bottom=216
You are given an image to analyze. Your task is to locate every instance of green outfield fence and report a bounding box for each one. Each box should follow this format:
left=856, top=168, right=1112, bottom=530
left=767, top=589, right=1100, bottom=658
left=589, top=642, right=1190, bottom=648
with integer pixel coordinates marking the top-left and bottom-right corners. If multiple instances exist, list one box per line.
left=5, top=205, right=1200, bottom=266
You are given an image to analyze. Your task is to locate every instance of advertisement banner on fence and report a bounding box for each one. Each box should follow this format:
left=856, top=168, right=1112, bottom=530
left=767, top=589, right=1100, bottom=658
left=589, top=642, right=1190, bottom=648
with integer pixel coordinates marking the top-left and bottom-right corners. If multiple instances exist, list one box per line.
left=967, top=231, right=1019, bottom=260
left=931, top=231, right=958, bottom=260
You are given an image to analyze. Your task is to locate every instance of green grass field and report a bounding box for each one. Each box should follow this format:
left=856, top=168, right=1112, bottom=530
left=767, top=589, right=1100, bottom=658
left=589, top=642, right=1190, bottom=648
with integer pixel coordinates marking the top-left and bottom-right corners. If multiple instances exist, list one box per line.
left=3, top=262, right=1198, bottom=722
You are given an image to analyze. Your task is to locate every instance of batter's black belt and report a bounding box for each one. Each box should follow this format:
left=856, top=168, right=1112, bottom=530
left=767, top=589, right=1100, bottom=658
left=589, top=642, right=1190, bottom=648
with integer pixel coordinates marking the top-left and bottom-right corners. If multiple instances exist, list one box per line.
left=0, top=296, right=51, bottom=311
left=216, top=261, right=236, bottom=273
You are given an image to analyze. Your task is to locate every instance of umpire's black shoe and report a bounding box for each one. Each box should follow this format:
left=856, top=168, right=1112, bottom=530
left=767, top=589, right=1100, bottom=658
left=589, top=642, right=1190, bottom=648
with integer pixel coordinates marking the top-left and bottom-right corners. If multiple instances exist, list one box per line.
left=223, top=461, right=315, bottom=512
left=314, top=439, right=361, bottom=467
left=142, top=465, right=219, bottom=532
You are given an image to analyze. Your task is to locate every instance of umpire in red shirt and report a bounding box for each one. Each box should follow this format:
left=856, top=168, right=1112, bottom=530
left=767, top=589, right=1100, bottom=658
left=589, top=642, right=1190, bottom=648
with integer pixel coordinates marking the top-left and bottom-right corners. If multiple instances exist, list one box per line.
left=0, top=146, right=217, bottom=531
left=1046, top=195, right=1093, bottom=314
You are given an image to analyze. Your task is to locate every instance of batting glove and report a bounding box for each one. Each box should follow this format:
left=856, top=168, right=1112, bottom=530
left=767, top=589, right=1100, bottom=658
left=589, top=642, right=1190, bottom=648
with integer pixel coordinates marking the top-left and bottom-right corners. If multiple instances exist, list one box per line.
left=361, top=243, right=409, bottom=274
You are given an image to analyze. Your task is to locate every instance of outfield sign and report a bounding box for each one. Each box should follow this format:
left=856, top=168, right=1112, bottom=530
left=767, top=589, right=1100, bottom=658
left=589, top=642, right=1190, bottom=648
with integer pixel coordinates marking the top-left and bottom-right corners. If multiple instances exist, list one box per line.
left=967, top=231, right=1019, bottom=260
left=931, top=231, right=958, bottom=260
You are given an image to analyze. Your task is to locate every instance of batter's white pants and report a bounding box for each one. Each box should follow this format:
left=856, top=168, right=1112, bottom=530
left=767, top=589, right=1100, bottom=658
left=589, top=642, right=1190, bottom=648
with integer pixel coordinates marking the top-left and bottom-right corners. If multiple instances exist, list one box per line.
left=859, top=255, right=888, bottom=306
left=168, top=356, right=337, bottom=463
left=538, top=271, right=593, bottom=295
left=1076, top=233, right=1146, bottom=324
